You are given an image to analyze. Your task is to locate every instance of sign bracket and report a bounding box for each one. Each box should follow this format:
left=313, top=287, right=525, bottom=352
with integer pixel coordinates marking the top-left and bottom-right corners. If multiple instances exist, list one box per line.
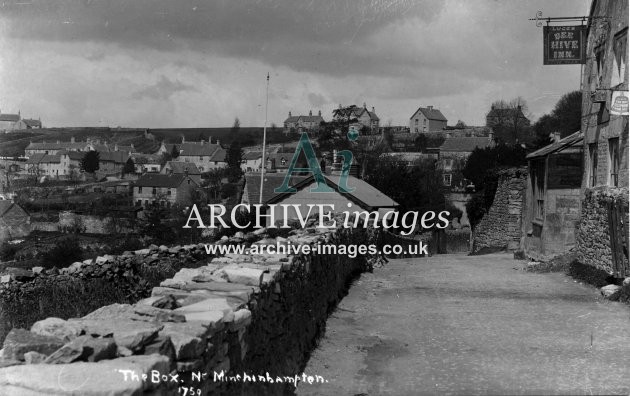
left=529, top=10, right=609, bottom=28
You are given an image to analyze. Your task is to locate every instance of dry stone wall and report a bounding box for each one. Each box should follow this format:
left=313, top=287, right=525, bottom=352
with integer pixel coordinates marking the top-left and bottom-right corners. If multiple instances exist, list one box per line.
left=472, top=168, right=527, bottom=254
left=576, top=187, right=629, bottom=275
left=0, top=225, right=387, bottom=395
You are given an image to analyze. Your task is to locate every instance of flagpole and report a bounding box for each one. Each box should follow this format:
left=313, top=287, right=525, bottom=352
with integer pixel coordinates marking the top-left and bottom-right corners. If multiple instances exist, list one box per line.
left=259, top=73, right=269, bottom=204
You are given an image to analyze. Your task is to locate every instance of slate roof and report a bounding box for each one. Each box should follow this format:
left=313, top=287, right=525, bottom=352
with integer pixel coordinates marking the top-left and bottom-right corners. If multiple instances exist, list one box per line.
left=412, top=107, right=447, bottom=122
left=58, top=150, right=85, bottom=161
left=135, top=174, right=197, bottom=188
left=25, top=141, right=87, bottom=151
left=0, top=114, right=20, bottom=122
left=243, top=151, right=262, bottom=160
left=164, top=142, right=224, bottom=159
left=164, top=161, right=201, bottom=175
left=25, top=153, right=61, bottom=164
left=0, top=201, right=27, bottom=218
left=99, top=151, right=129, bottom=164
left=22, top=119, right=41, bottom=127
left=526, top=131, right=583, bottom=159
left=284, top=116, right=300, bottom=123
left=243, top=174, right=308, bottom=205
left=439, top=137, right=494, bottom=153
left=268, top=174, right=398, bottom=209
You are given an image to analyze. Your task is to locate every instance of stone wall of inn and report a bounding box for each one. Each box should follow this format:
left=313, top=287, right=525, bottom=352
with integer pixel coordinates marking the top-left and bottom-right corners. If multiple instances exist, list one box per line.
left=0, top=225, right=400, bottom=395
left=576, top=187, right=629, bottom=275
left=471, top=168, right=527, bottom=254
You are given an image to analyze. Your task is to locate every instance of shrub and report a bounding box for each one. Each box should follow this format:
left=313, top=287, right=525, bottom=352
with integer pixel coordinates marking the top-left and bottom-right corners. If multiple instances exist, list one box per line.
left=0, top=243, right=18, bottom=261
left=40, top=237, right=83, bottom=268
left=567, top=260, right=616, bottom=288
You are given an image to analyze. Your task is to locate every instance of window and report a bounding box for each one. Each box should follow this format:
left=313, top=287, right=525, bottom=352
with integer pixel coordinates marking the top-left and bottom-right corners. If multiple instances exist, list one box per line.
left=415, top=119, right=418, bottom=125
left=199, top=156, right=203, bottom=161
left=167, top=188, right=172, bottom=196
left=531, top=160, right=546, bottom=220
left=136, top=200, right=141, bottom=206
left=588, top=143, right=598, bottom=187
left=152, top=187, right=157, bottom=195
left=609, top=138, right=620, bottom=187
left=281, top=158, right=287, bottom=166
left=442, top=174, right=452, bottom=186
left=138, top=187, right=142, bottom=193
left=612, top=28, right=628, bottom=87
left=444, top=159, right=454, bottom=171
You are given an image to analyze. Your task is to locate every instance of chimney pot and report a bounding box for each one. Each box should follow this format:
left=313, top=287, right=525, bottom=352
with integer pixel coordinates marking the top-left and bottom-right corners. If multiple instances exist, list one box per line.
left=427, top=106, right=433, bottom=110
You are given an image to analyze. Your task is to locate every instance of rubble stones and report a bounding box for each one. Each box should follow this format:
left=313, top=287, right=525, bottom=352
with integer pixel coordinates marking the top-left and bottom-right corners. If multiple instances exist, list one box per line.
left=600, top=284, right=622, bottom=301
left=2, top=329, right=65, bottom=361
left=31, top=317, right=84, bottom=342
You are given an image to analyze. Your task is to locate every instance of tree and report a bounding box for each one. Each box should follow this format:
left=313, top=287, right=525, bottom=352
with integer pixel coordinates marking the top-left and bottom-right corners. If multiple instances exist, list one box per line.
left=231, top=118, right=240, bottom=135
left=170, top=144, right=180, bottom=159
left=80, top=151, right=100, bottom=175
left=123, top=157, right=135, bottom=175
left=159, top=152, right=172, bottom=166
left=532, top=90, right=582, bottom=149
left=225, top=140, right=243, bottom=182
left=486, top=97, right=533, bottom=145
left=455, top=120, right=467, bottom=128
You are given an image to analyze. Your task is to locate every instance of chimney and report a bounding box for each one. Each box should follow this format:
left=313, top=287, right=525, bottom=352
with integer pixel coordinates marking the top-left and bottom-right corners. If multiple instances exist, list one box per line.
left=71, top=137, right=75, bottom=143
left=363, top=102, right=367, bottom=108
left=318, top=110, right=321, bottom=116
left=182, top=136, right=185, bottom=144
left=208, top=137, right=212, bottom=145
left=216, top=139, right=220, bottom=146
left=371, top=106, right=375, bottom=113
left=309, top=110, right=312, bottom=116
left=339, top=104, right=342, bottom=109
left=427, top=105, right=433, bottom=110
left=200, top=139, right=204, bottom=145
left=289, top=111, right=292, bottom=117
left=551, top=132, right=562, bottom=142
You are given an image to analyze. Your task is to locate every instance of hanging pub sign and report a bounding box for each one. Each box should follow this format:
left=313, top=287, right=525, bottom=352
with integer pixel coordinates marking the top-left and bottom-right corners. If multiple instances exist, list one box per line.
left=611, top=91, right=629, bottom=115
left=543, top=25, right=586, bottom=65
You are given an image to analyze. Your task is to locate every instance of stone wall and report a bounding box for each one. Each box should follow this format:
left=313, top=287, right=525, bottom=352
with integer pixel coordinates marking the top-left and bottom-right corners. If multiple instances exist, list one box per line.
left=472, top=168, right=527, bottom=254
left=0, top=224, right=393, bottom=394
left=0, top=243, right=209, bottom=344
left=575, top=187, right=629, bottom=275
left=58, top=211, right=134, bottom=234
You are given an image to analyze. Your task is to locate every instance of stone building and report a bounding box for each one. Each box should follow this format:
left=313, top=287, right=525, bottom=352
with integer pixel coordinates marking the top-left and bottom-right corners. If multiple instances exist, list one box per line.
left=522, top=132, right=583, bottom=259
left=577, top=0, right=629, bottom=278
left=283, top=110, right=325, bottom=135
left=332, top=104, right=380, bottom=134
left=438, top=136, right=493, bottom=191
left=409, top=106, right=447, bottom=133
left=159, top=138, right=227, bottom=172
left=161, top=161, right=202, bottom=184
left=133, top=174, right=198, bottom=209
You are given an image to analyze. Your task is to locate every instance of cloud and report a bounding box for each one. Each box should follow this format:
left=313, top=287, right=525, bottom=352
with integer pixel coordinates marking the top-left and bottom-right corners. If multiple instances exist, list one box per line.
left=307, top=92, right=327, bottom=107
left=131, top=76, right=197, bottom=100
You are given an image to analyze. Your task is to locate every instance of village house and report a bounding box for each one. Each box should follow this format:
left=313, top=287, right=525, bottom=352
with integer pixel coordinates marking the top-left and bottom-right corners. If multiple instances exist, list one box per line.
left=332, top=104, right=380, bottom=134
left=25, top=153, right=67, bottom=179
left=241, top=151, right=263, bottom=172
left=158, top=138, right=227, bottom=172
left=266, top=174, right=398, bottom=227
left=133, top=173, right=199, bottom=209
left=161, top=161, right=202, bottom=183
left=522, top=132, right=583, bottom=258
left=24, top=138, right=128, bottom=157
left=0, top=201, right=30, bottom=241
left=577, top=0, right=629, bottom=278
left=283, top=110, right=325, bottom=135
left=131, top=153, right=161, bottom=173
left=409, top=106, right=448, bottom=133
left=12, top=118, right=42, bottom=130
left=0, top=111, right=21, bottom=132
left=98, top=151, right=129, bottom=175
left=438, top=136, right=494, bottom=191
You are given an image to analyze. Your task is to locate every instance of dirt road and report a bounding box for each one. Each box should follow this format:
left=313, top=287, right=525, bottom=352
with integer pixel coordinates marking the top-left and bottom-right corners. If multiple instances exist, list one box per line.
left=297, top=254, right=630, bottom=395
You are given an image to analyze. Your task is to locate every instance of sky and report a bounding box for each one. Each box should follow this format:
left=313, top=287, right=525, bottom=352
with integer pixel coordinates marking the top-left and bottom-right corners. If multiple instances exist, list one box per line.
left=0, top=0, right=590, bottom=128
